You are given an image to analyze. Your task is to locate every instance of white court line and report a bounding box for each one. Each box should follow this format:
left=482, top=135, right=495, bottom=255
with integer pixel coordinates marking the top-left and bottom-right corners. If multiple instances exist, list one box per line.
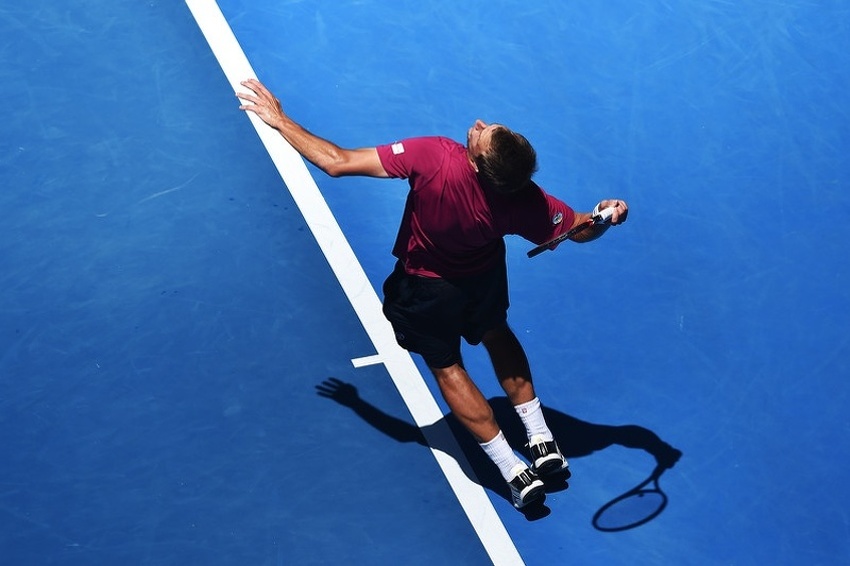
left=351, top=354, right=384, bottom=368
left=184, top=1, right=524, bottom=564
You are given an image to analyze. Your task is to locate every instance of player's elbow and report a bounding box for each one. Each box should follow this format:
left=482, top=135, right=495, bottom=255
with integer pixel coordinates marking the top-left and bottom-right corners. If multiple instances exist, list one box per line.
left=323, top=164, right=345, bottom=177
left=321, top=153, right=353, bottom=177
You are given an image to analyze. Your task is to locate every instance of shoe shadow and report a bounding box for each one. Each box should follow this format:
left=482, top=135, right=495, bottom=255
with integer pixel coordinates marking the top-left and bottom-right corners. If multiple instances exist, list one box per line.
left=316, top=378, right=682, bottom=524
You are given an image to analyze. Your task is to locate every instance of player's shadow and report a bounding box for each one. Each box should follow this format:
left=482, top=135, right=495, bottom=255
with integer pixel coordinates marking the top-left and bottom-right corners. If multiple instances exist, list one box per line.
left=316, top=378, right=682, bottom=522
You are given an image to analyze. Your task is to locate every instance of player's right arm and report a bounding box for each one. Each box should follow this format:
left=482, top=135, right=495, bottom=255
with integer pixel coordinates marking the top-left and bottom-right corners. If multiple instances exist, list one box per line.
left=237, top=78, right=389, bottom=179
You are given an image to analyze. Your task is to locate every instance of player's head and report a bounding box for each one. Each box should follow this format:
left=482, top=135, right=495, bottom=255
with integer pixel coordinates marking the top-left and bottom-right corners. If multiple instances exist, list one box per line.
left=468, top=119, right=538, bottom=195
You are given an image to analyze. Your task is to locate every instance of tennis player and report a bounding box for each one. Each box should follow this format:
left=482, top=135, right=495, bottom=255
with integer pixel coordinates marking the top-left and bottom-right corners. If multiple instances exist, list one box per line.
left=237, top=78, right=628, bottom=509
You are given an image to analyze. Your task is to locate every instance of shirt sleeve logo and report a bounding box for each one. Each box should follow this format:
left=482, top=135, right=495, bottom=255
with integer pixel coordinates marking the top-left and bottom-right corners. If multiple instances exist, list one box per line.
left=552, top=212, right=564, bottom=225
left=391, top=142, right=405, bottom=155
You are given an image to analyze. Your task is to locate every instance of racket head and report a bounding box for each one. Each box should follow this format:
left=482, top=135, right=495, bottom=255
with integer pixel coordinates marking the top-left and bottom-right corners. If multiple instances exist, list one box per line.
left=592, top=486, right=668, bottom=532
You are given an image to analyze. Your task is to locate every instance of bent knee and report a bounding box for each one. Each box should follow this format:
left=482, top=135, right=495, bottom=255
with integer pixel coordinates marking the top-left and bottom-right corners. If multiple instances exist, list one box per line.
left=481, top=322, right=513, bottom=346
left=430, top=363, right=466, bottom=382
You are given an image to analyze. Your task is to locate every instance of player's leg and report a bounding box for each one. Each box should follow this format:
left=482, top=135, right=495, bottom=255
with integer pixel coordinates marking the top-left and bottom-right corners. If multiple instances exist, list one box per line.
left=459, top=263, right=567, bottom=476
left=481, top=326, right=569, bottom=477
left=480, top=322, right=535, bottom=405
left=430, top=362, right=532, bottom=493
left=428, top=362, right=544, bottom=508
left=382, top=263, right=544, bottom=507
left=429, top=362, right=497, bottom=442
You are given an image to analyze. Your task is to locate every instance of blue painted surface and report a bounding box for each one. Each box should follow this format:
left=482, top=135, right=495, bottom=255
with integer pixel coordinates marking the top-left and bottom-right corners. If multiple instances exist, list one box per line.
left=2, top=0, right=849, bottom=564
left=1, top=2, right=488, bottom=564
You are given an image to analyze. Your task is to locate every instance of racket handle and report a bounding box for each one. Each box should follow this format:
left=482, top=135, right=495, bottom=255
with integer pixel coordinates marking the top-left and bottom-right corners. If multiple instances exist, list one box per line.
left=527, top=205, right=617, bottom=258
left=593, top=206, right=616, bottom=224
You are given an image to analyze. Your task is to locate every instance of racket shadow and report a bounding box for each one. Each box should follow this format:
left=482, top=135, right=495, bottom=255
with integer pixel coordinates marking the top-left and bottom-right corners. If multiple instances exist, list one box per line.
left=316, top=378, right=682, bottom=525
left=591, top=463, right=672, bottom=532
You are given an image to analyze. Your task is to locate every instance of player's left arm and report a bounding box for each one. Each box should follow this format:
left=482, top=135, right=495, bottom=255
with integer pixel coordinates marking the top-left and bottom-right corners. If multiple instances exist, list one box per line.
left=569, top=199, right=629, bottom=243
left=237, top=78, right=389, bottom=179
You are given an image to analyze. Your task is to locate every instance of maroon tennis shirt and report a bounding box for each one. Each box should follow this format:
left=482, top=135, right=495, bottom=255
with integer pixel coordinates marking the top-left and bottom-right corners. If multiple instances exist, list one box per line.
left=376, top=136, right=575, bottom=278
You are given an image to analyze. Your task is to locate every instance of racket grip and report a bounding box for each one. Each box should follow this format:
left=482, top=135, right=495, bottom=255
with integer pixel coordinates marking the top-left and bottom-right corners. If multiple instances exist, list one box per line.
left=593, top=206, right=616, bottom=224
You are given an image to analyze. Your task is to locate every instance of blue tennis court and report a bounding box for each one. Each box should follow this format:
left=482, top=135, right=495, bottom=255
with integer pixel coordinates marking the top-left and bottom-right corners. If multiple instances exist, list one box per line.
left=2, top=1, right=848, bottom=564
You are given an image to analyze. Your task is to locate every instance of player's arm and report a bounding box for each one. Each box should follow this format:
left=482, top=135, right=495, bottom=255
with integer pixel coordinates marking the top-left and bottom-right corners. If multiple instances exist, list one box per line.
left=569, top=199, right=629, bottom=243
left=237, top=78, right=389, bottom=178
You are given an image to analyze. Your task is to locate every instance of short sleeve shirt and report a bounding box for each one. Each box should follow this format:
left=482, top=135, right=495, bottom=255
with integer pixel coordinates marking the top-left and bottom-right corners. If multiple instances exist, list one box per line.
left=376, top=136, right=575, bottom=278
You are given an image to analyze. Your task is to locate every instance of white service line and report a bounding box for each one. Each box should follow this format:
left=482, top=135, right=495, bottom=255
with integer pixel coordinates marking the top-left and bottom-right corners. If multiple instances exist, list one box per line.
left=184, top=1, right=524, bottom=564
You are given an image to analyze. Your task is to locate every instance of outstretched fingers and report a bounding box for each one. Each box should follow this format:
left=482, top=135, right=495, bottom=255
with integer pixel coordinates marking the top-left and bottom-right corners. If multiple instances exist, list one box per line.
left=236, top=91, right=258, bottom=107
left=241, top=77, right=267, bottom=94
left=235, top=78, right=284, bottom=127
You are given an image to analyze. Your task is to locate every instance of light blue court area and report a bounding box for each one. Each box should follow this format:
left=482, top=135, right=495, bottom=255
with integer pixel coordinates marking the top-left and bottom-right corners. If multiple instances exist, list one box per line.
left=1, top=1, right=849, bottom=565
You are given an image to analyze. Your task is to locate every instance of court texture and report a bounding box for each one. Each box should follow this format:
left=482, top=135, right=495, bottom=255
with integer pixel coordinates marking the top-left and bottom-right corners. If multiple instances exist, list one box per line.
left=1, top=1, right=848, bottom=564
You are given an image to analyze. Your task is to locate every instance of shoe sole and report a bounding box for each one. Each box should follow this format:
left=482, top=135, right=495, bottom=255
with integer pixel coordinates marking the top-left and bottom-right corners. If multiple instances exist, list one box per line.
left=534, top=455, right=568, bottom=477
left=514, top=483, right=546, bottom=509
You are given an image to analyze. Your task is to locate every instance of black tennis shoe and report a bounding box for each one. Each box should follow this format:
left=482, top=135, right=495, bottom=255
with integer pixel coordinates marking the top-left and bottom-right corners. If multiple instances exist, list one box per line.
left=507, top=463, right=545, bottom=508
left=528, top=435, right=569, bottom=477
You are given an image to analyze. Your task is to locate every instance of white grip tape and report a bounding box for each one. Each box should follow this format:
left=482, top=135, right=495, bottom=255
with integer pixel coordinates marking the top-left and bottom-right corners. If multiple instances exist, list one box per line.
left=595, top=206, right=616, bottom=223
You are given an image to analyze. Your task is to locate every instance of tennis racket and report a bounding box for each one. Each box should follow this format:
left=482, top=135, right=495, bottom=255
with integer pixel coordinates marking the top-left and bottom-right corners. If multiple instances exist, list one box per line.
left=527, top=206, right=616, bottom=258
left=591, top=463, right=669, bottom=532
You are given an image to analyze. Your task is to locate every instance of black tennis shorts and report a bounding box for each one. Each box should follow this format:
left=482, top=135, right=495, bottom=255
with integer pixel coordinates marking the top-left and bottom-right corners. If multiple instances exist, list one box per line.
left=382, top=260, right=509, bottom=369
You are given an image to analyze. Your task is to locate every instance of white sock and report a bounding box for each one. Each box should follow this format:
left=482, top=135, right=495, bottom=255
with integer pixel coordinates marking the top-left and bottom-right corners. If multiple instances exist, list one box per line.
left=514, top=397, right=553, bottom=442
left=479, top=430, right=524, bottom=481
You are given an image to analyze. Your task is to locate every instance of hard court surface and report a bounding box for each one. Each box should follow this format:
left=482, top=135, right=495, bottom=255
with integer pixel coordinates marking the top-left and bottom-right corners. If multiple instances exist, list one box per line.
left=1, top=1, right=848, bottom=564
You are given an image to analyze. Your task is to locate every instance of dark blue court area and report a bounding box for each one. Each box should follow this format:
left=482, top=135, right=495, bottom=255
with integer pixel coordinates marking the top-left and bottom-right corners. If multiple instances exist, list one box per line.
left=2, top=1, right=848, bottom=564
